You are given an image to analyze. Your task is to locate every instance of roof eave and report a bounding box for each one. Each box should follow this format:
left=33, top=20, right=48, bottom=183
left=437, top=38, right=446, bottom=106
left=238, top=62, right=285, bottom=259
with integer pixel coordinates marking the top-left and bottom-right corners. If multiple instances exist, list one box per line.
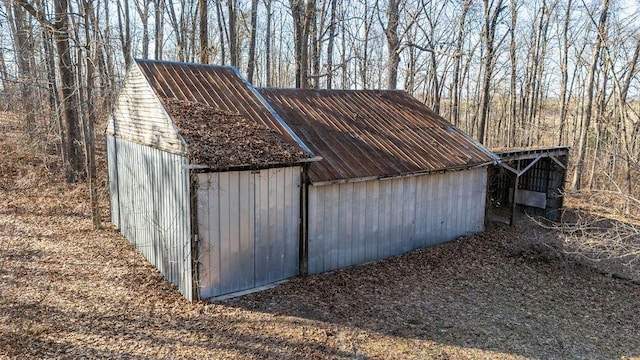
left=310, top=160, right=494, bottom=186
left=184, top=156, right=322, bottom=173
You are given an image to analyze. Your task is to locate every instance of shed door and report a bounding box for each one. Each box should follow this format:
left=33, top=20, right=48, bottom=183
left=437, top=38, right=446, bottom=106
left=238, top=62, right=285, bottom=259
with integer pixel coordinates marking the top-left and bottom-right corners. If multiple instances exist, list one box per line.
left=197, top=167, right=301, bottom=298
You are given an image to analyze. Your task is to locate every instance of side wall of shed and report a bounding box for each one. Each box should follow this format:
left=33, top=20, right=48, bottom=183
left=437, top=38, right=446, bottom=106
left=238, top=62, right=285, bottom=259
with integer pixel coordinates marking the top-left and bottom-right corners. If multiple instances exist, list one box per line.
left=307, top=167, right=487, bottom=274
left=106, top=136, right=193, bottom=300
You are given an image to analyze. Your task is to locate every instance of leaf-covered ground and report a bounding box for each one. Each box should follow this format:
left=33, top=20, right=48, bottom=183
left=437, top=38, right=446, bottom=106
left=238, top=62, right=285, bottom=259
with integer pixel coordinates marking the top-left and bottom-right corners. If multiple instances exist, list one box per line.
left=1, top=116, right=639, bottom=359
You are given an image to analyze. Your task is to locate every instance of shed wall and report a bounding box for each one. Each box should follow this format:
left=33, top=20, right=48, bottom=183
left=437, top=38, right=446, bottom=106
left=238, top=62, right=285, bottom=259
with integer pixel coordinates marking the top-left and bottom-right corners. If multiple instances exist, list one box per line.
left=307, top=167, right=487, bottom=274
left=196, top=167, right=301, bottom=298
left=106, top=64, right=184, bottom=153
left=106, top=136, right=193, bottom=300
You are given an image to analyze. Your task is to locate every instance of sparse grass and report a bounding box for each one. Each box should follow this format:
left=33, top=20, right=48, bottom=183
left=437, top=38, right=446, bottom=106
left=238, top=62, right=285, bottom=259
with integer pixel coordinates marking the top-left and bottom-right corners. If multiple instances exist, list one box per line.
left=1, top=113, right=639, bottom=359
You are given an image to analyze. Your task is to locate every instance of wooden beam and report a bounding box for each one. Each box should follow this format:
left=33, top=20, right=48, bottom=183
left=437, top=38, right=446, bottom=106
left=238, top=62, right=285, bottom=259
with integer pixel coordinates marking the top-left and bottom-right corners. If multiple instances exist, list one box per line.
left=500, top=162, right=519, bottom=175
left=549, top=155, right=567, bottom=170
left=510, top=160, right=520, bottom=226
left=516, top=154, right=543, bottom=178
left=500, top=154, right=542, bottom=178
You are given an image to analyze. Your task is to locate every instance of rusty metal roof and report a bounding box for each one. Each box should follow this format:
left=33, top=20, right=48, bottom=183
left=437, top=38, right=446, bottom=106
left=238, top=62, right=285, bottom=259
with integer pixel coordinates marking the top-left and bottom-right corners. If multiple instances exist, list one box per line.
left=135, top=59, right=312, bottom=155
left=259, top=88, right=498, bottom=183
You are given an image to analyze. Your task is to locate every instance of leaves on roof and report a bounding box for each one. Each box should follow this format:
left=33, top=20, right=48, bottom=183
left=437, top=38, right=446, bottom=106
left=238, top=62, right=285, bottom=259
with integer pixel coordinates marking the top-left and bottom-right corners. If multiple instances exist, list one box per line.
left=163, top=98, right=307, bottom=169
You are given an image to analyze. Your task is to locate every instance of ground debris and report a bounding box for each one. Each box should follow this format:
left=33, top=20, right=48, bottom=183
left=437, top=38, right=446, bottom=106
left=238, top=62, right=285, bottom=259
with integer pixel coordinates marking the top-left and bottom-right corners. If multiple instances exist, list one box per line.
left=1, top=113, right=639, bottom=359
left=163, top=98, right=307, bottom=169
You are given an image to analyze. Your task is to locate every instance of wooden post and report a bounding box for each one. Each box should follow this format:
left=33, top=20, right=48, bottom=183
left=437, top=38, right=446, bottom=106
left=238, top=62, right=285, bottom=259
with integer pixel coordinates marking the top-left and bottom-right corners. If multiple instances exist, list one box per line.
left=299, top=163, right=310, bottom=276
left=189, top=170, right=200, bottom=302
left=510, top=160, right=520, bottom=226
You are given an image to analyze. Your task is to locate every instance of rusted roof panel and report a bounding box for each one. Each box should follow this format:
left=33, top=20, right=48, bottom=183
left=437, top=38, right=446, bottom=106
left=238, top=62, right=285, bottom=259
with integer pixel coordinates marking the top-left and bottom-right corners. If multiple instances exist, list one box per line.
left=259, top=88, right=498, bottom=183
left=134, top=59, right=311, bottom=156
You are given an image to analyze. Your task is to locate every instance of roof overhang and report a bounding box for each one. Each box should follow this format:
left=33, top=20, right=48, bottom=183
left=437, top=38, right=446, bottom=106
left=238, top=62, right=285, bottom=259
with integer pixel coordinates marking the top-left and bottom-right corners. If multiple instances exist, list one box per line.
left=184, top=156, right=323, bottom=173
left=310, top=160, right=495, bottom=187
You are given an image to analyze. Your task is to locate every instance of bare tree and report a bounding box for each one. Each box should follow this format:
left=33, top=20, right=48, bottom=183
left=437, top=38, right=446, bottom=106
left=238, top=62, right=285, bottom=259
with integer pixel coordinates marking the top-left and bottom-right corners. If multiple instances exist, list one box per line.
left=290, top=0, right=316, bottom=88
left=451, top=0, right=472, bottom=127
left=228, top=0, right=238, bottom=67
left=477, top=0, right=505, bottom=145
left=264, top=0, right=273, bottom=85
left=325, top=0, right=337, bottom=89
left=4, top=1, right=36, bottom=134
left=134, top=0, right=151, bottom=58
left=116, top=0, right=132, bottom=67
left=572, top=0, right=609, bottom=191
left=557, top=0, right=573, bottom=146
left=246, top=0, right=259, bottom=82
left=198, top=0, right=208, bottom=63
left=17, top=0, right=86, bottom=182
left=383, top=0, right=400, bottom=89
left=155, top=0, right=165, bottom=59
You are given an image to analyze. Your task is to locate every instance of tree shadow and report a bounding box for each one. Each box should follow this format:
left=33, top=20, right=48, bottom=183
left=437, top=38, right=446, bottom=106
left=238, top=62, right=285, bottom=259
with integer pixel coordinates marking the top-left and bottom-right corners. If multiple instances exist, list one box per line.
left=223, top=220, right=640, bottom=359
left=0, top=299, right=365, bottom=359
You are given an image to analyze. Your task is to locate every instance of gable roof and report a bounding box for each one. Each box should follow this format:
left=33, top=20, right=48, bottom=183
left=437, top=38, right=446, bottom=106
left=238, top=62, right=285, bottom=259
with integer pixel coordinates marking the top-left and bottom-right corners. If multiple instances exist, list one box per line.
left=259, top=88, right=499, bottom=184
left=132, top=59, right=313, bottom=169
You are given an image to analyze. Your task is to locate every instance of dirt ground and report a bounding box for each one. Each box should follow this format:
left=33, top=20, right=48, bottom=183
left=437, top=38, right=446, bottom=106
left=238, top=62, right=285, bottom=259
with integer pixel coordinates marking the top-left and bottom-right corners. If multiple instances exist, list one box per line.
left=1, top=117, right=639, bottom=359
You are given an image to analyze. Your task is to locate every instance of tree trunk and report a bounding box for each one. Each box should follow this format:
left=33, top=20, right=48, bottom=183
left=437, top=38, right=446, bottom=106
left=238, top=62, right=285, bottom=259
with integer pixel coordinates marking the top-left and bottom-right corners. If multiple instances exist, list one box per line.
left=557, top=0, right=572, bottom=146
left=42, top=27, right=64, bottom=162
left=247, top=0, right=259, bottom=82
left=228, top=0, right=238, bottom=67
left=325, top=0, right=336, bottom=89
left=264, top=0, right=272, bottom=86
left=198, top=0, right=208, bottom=63
left=215, top=0, right=226, bottom=64
left=478, top=0, right=504, bottom=145
left=80, top=0, right=101, bottom=229
left=52, top=0, right=85, bottom=182
left=155, top=0, right=165, bottom=60
left=451, top=0, right=471, bottom=127
left=116, top=0, right=132, bottom=68
left=384, top=0, right=400, bottom=90
left=134, top=0, right=151, bottom=58
left=6, top=2, right=36, bottom=135
left=290, top=0, right=315, bottom=88
left=508, top=0, right=518, bottom=147
left=571, top=0, right=609, bottom=191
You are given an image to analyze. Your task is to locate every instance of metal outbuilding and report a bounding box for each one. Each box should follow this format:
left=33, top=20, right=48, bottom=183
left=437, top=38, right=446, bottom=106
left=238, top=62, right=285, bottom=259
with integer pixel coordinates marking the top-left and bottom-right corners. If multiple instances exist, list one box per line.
left=106, top=60, right=500, bottom=300
left=259, top=89, right=500, bottom=274
left=106, top=59, right=314, bottom=301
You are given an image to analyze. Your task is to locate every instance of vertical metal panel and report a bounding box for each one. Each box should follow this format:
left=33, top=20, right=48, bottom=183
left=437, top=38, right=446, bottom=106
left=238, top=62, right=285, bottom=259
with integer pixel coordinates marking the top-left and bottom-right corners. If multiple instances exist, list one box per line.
left=106, top=136, right=120, bottom=229
left=254, top=170, right=270, bottom=285
left=284, top=167, right=300, bottom=278
left=307, top=167, right=488, bottom=274
left=364, top=180, right=380, bottom=262
left=106, top=136, right=193, bottom=300
left=307, top=185, right=325, bottom=274
left=378, top=180, right=392, bottom=259
left=353, top=183, right=367, bottom=266
left=197, top=167, right=301, bottom=298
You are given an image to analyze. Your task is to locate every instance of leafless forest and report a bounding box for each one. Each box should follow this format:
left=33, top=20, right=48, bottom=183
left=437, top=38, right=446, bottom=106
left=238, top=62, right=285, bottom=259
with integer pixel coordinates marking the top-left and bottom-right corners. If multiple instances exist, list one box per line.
left=0, top=0, right=639, bottom=220
left=1, top=1, right=640, bottom=358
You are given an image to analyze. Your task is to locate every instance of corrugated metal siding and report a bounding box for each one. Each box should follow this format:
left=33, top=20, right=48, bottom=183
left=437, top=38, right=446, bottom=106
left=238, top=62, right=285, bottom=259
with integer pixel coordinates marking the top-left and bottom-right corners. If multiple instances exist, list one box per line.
left=135, top=59, right=309, bottom=153
left=106, top=136, right=120, bottom=228
left=106, top=136, right=193, bottom=300
left=197, top=167, right=301, bottom=298
left=106, top=64, right=184, bottom=154
left=259, top=88, right=497, bottom=183
left=307, top=167, right=487, bottom=274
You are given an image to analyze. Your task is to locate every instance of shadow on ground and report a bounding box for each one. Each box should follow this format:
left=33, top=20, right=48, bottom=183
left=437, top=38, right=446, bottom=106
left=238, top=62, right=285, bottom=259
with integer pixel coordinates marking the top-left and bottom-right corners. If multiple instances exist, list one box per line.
left=225, top=219, right=640, bottom=359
